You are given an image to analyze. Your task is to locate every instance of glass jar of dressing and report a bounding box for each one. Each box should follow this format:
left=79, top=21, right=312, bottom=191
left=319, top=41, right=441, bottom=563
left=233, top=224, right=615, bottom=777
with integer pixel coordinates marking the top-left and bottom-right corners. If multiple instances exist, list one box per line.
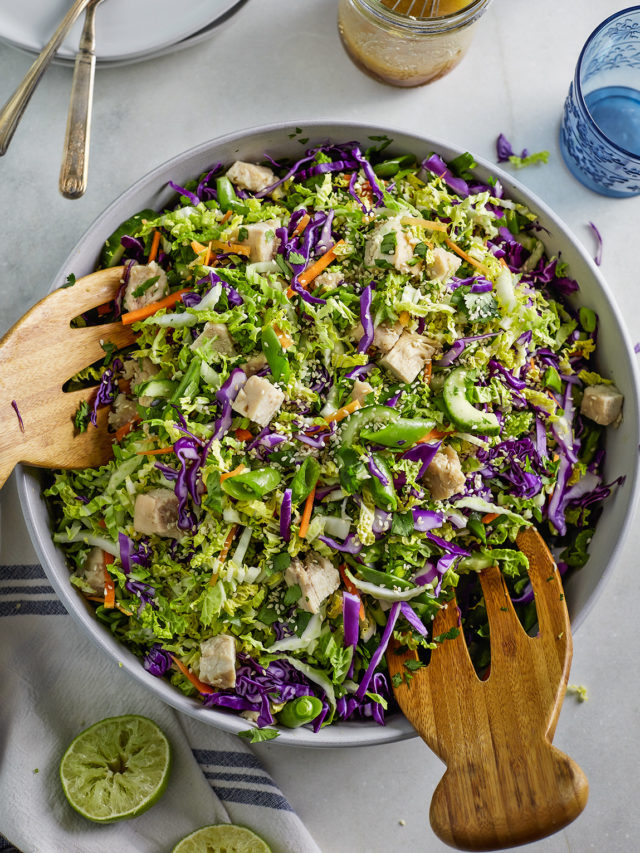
left=338, top=0, right=493, bottom=88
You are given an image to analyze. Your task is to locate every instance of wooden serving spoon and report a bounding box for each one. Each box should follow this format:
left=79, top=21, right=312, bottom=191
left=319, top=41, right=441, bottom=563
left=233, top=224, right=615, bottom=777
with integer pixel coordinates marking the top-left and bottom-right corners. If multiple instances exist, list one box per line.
left=0, top=267, right=134, bottom=489
left=388, top=526, right=588, bottom=850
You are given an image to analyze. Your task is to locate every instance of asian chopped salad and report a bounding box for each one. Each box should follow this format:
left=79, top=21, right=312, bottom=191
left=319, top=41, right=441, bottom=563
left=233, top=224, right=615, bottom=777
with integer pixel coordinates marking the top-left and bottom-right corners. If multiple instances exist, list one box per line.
left=46, top=139, right=625, bottom=737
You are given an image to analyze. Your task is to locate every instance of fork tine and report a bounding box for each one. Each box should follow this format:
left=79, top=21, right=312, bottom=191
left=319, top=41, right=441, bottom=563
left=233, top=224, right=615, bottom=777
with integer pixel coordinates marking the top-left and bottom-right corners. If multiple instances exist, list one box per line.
left=62, top=321, right=137, bottom=380
left=427, top=598, right=478, bottom=682
left=478, top=564, right=530, bottom=652
left=516, top=528, right=571, bottom=643
left=45, top=267, right=125, bottom=317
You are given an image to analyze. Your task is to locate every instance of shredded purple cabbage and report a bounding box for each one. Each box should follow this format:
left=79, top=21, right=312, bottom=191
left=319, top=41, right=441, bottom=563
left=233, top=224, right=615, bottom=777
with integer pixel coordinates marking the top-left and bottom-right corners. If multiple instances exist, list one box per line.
left=357, top=283, right=374, bottom=353
left=402, top=441, right=442, bottom=479
left=356, top=602, right=400, bottom=700
left=280, top=489, right=292, bottom=542
left=143, top=644, right=173, bottom=676
left=168, top=180, right=201, bottom=207
left=421, top=153, right=469, bottom=197
left=588, top=221, right=603, bottom=266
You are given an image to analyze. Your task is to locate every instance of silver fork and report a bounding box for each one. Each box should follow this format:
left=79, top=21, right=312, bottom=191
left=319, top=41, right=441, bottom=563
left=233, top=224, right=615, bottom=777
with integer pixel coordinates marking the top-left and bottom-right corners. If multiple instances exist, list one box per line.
left=0, top=0, right=95, bottom=156
left=59, top=0, right=104, bottom=199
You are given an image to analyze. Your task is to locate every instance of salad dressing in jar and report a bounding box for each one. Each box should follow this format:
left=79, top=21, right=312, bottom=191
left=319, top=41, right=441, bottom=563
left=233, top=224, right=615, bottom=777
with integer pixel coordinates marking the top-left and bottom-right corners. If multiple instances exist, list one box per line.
left=338, top=0, right=492, bottom=87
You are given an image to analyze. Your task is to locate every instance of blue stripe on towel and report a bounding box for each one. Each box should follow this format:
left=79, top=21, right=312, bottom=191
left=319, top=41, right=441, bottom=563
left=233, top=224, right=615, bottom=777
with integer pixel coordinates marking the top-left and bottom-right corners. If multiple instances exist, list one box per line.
left=0, top=565, right=46, bottom=580
left=192, top=749, right=263, bottom=770
left=0, top=585, right=54, bottom=596
left=214, top=786, right=293, bottom=812
left=0, top=833, right=20, bottom=851
left=0, top=600, right=66, bottom=618
left=202, top=770, right=279, bottom=789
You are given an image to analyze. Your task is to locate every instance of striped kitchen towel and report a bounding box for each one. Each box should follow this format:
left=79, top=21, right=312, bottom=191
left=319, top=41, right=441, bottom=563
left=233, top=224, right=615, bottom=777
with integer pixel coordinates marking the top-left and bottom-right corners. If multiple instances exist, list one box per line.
left=0, top=561, right=321, bottom=853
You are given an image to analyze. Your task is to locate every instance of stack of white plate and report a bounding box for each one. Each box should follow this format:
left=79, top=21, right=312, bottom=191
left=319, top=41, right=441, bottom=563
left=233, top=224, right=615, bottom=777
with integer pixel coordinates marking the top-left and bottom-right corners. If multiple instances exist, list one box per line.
left=0, top=0, right=248, bottom=67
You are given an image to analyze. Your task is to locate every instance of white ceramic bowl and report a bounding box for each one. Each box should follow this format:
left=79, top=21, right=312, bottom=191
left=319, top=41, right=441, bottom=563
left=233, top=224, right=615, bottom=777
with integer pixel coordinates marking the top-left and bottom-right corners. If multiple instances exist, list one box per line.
left=16, top=122, right=640, bottom=748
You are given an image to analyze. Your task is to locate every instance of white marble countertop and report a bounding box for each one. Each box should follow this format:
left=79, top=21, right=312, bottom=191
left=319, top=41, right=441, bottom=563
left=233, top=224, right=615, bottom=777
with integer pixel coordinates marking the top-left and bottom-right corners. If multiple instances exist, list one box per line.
left=1, top=1, right=639, bottom=851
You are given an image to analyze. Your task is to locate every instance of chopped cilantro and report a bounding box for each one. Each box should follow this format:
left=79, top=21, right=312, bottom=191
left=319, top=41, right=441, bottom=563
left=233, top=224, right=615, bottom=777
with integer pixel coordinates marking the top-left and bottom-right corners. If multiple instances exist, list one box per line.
left=131, top=275, right=160, bottom=298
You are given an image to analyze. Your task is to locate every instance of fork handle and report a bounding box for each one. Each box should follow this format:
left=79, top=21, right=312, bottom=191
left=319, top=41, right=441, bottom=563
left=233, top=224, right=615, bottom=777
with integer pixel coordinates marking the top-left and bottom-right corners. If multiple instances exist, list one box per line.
left=430, top=735, right=588, bottom=850
left=0, top=0, right=93, bottom=156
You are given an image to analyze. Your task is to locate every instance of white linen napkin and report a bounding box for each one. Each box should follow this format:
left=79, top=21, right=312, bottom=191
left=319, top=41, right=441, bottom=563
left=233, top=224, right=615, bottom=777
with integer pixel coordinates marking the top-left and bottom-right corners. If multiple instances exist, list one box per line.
left=0, top=483, right=321, bottom=853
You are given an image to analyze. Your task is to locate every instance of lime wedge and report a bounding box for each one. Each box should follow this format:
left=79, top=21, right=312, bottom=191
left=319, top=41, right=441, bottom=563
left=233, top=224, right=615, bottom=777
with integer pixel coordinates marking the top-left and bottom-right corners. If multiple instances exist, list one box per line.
left=172, top=824, right=272, bottom=853
left=59, top=714, right=171, bottom=823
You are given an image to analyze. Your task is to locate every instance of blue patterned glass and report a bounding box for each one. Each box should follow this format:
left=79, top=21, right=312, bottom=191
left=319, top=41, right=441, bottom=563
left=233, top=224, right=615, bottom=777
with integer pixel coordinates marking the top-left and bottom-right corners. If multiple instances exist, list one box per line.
left=560, top=7, right=640, bottom=198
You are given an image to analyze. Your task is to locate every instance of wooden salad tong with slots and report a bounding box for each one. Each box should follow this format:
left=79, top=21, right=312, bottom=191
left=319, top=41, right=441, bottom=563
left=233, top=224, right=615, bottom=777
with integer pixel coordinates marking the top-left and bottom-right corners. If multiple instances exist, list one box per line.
left=0, top=268, right=134, bottom=489
left=388, top=526, right=588, bottom=851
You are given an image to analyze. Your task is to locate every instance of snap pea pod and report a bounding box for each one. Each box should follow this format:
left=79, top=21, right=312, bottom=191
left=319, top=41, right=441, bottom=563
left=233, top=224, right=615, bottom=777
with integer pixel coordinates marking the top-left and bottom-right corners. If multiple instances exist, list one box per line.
left=360, top=417, right=435, bottom=449
left=543, top=366, right=562, bottom=394
left=290, top=457, right=320, bottom=505
left=368, top=453, right=397, bottom=511
left=221, top=468, right=281, bottom=500
left=137, top=378, right=178, bottom=400
left=169, top=360, right=201, bottom=405
left=373, top=154, right=416, bottom=178
left=261, top=327, right=290, bottom=383
left=276, top=695, right=324, bottom=728
left=216, top=176, right=249, bottom=215
left=338, top=405, right=399, bottom=448
left=466, top=514, right=487, bottom=544
left=355, top=565, right=434, bottom=606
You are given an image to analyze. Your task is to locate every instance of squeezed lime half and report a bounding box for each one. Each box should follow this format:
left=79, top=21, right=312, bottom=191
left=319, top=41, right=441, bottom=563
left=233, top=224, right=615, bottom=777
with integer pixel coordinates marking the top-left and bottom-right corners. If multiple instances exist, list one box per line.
left=59, top=714, right=171, bottom=823
left=172, top=824, right=272, bottom=853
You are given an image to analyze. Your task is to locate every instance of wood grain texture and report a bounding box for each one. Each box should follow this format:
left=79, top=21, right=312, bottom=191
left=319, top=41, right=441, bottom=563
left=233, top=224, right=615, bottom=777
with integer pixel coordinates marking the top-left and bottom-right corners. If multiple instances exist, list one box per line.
left=0, top=267, right=134, bottom=487
left=387, top=527, right=588, bottom=850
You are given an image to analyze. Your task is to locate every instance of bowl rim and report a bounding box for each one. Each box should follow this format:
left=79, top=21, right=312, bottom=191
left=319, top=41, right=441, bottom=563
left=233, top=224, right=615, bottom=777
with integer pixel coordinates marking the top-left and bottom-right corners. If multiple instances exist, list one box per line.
left=16, top=119, right=640, bottom=748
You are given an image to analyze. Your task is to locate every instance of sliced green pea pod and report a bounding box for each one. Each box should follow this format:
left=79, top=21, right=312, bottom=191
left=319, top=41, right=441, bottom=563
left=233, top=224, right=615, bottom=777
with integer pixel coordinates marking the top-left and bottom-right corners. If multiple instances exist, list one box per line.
left=579, top=306, right=597, bottom=333
left=137, top=378, right=178, bottom=400
left=467, top=514, right=486, bottom=544
left=290, top=457, right=320, bottom=505
left=443, top=367, right=500, bottom=436
left=261, top=327, right=290, bottom=383
left=277, top=696, right=324, bottom=728
left=368, top=453, right=397, bottom=511
left=169, top=360, right=201, bottom=405
left=360, top=417, right=436, bottom=449
left=100, top=209, right=157, bottom=268
left=338, top=405, right=399, bottom=448
left=373, top=155, right=416, bottom=178
left=543, top=366, right=562, bottom=394
left=221, top=468, right=281, bottom=500
left=216, top=176, right=249, bottom=215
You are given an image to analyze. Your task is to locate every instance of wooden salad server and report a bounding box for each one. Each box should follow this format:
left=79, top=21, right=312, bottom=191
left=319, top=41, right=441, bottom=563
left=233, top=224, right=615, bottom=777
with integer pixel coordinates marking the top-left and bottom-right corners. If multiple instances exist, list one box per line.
left=0, top=268, right=133, bottom=489
left=388, top=526, right=588, bottom=850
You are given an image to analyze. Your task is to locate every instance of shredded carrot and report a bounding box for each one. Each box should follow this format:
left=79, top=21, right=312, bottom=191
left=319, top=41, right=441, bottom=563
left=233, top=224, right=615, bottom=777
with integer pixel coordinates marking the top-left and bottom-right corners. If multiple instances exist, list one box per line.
left=417, top=428, right=452, bottom=444
left=235, top=428, right=253, bottom=442
left=191, top=239, right=207, bottom=255
left=121, top=289, right=191, bottom=325
left=84, top=595, right=104, bottom=603
left=103, top=555, right=115, bottom=609
left=116, top=603, right=133, bottom=617
left=339, top=564, right=365, bottom=620
left=444, top=237, right=491, bottom=276
left=298, top=486, right=316, bottom=539
left=423, top=361, right=432, bottom=383
left=293, top=213, right=311, bottom=237
left=113, top=416, right=140, bottom=443
left=97, top=302, right=112, bottom=316
left=398, top=310, right=410, bottom=326
left=324, top=399, right=361, bottom=424
left=273, top=324, right=293, bottom=349
left=401, top=215, right=449, bottom=233
left=482, top=513, right=500, bottom=524
left=499, top=257, right=508, bottom=267
left=211, top=239, right=251, bottom=257
left=529, top=358, right=536, bottom=370
left=171, top=655, right=215, bottom=694
left=219, top=209, right=233, bottom=224
left=203, top=241, right=212, bottom=267
left=136, top=447, right=174, bottom=456
left=220, top=463, right=247, bottom=482
left=209, top=524, right=239, bottom=586
left=148, top=230, right=161, bottom=263
left=298, top=240, right=345, bottom=288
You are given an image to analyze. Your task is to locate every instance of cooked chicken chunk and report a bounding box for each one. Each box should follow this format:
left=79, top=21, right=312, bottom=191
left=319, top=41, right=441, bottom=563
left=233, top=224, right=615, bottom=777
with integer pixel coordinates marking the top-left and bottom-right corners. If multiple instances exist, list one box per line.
left=226, top=161, right=276, bottom=193
left=380, top=331, right=437, bottom=384
left=351, top=321, right=402, bottom=355
left=285, top=553, right=340, bottom=614
left=350, top=379, right=374, bottom=405
left=365, top=217, right=415, bottom=273
left=580, top=383, right=623, bottom=426
left=423, top=446, right=466, bottom=501
left=241, top=353, right=268, bottom=377
left=426, top=247, right=461, bottom=283
left=191, top=322, right=236, bottom=356
left=123, top=261, right=168, bottom=313
left=133, top=488, right=181, bottom=538
left=314, top=271, right=344, bottom=291
left=198, top=634, right=237, bottom=689
left=123, top=356, right=161, bottom=406
left=108, top=393, right=138, bottom=430
left=82, top=547, right=106, bottom=594
left=232, top=375, right=284, bottom=427
left=237, top=220, right=279, bottom=262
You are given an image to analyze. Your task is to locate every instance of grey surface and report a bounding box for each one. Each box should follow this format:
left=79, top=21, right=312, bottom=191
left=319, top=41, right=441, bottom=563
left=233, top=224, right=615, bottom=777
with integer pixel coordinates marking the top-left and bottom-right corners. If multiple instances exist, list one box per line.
left=1, top=0, right=640, bottom=850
